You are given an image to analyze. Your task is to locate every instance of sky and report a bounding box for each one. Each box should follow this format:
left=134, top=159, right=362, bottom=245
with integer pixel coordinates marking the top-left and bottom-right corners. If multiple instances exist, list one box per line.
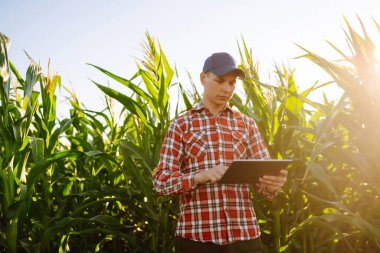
left=2, top=0, right=380, bottom=118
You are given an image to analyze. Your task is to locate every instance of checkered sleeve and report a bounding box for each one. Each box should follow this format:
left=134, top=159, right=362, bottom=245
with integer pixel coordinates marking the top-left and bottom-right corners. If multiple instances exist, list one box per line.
left=153, top=120, right=196, bottom=196
left=246, top=117, right=279, bottom=200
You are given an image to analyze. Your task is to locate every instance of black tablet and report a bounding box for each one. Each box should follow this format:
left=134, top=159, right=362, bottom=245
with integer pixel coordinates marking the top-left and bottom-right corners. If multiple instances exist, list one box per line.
left=220, top=159, right=292, bottom=184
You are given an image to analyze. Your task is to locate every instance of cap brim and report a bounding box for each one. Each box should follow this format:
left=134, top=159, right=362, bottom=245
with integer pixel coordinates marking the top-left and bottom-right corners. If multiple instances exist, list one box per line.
left=210, top=66, right=246, bottom=80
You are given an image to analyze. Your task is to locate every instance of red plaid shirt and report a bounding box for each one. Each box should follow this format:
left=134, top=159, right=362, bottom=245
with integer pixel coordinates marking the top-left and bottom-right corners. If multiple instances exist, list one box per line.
left=153, top=102, right=275, bottom=245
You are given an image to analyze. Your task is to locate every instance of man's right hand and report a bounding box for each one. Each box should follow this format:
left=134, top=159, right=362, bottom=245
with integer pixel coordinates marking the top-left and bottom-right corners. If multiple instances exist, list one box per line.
left=193, top=164, right=228, bottom=185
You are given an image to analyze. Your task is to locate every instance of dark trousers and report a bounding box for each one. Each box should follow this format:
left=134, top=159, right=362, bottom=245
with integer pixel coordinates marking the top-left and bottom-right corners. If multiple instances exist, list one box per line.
left=175, top=236, right=263, bottom=253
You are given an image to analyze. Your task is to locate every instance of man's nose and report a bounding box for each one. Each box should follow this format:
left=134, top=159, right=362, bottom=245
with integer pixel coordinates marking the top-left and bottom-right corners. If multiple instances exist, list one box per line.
left=221, top=82, right=231, bottom=92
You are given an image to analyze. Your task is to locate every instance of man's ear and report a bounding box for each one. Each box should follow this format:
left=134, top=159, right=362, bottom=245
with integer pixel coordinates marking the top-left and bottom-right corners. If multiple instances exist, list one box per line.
left=200, top=72, right=206, bottom=86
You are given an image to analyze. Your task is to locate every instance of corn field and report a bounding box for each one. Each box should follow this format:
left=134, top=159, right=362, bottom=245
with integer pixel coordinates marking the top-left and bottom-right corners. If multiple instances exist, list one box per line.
left=1, top=18, right=380, bottom=252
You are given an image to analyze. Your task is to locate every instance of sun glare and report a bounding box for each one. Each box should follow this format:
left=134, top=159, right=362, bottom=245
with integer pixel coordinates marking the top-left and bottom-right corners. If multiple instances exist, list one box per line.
left=372, top=28, right=380, bottom=68
left=376, top=46, right=380, bottom=68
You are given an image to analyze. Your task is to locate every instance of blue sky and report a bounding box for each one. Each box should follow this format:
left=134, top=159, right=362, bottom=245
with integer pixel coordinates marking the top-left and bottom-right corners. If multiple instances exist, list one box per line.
left=2, top=0, right=380, bottom=117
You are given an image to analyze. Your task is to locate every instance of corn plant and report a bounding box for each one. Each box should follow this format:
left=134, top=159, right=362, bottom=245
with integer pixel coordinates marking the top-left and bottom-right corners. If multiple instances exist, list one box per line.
left=48, top=91, right=137, bottom=252
left=0, top=32, right=130, bottom=252
left=0, top=32, right=16, bottom=253
left=0, top=32, right=44, bottom=253
left=290, top=17, right=380, bottom=252
left=233, top=18, right=380, bottom=252
left=91, top=32, right=179, bottom=252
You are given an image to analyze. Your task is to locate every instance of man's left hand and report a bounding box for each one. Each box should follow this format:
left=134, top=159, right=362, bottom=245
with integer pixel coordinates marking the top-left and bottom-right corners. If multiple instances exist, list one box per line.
left=259, top=170, right=288, bottom=193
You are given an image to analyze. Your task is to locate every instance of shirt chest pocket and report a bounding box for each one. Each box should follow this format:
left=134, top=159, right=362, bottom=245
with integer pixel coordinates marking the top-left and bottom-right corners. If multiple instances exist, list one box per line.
left=183, top=131, right=208, bottom=159
left=232, top=131, right=250, bottom=159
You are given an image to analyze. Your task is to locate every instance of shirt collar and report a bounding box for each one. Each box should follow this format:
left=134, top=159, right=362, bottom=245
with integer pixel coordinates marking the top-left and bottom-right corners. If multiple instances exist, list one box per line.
left=191, top=99, right=234, bottom=115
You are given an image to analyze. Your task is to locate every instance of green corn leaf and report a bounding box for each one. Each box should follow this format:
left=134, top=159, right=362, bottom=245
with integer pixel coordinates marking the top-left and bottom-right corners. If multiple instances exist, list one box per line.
left=20, top=91, right=40, bottom=142
left=41, top=217, right=89, bottom=247
left=62, top=180, right=73, bottom=196
left=0, top=32, right=11, bottom=100
left=120, top=140, right=155, bottom=171
left=178, top=82, right=193, bottom=110
left=48, top=118, right=76, bottom=151
left=158, top=46, right=173, bottom=109
left=67, top=228, right=134, bottom=240
left=28, top=137, right=44, bottom=163
left=6, top=219, right=17, bottom=253
left=26, top=150, right=83, bottom=191
left=89, top=215, right=127, bottom=230
left=23, top=53, right=42, bottom=110
left=83, top=110, right=111, bottom=130
left=84, top=150, right=124, bottom=172
left=91, top=80, right=151, bottom=128
left=9, top=61, right=25, bottom=87
left=2, top=167, right=16, bottom=210
left=88, top=63, right=152, bottom=101
left=139, top=68, right=158, bottom=102
left=71, top=197, right=128, bottom=217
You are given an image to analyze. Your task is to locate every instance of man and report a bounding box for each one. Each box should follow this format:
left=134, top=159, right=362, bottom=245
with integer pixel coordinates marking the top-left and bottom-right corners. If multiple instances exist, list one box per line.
left=153, top=52, right=287, bottom=253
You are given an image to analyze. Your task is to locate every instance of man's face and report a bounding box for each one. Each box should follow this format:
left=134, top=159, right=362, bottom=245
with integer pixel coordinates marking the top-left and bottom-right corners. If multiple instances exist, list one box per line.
left=200, top=71, right=237, bottom=107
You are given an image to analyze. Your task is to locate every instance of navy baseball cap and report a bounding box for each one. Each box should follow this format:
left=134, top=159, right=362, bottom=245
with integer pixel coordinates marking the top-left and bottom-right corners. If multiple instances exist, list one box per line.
left=202, top=52, right=246, bottom=80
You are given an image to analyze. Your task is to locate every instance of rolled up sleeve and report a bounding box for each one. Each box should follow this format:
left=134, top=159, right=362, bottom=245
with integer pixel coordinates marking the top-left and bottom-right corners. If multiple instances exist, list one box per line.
left=153, top=120, right=197, bottom=195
